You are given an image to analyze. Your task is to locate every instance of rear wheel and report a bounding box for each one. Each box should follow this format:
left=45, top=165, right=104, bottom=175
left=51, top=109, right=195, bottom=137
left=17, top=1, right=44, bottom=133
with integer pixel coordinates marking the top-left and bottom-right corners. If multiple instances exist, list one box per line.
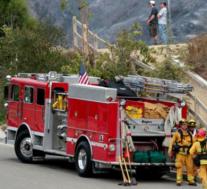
left=15, top=131, right=33, bottom=163
left=75, top=141, right=92, bottom=177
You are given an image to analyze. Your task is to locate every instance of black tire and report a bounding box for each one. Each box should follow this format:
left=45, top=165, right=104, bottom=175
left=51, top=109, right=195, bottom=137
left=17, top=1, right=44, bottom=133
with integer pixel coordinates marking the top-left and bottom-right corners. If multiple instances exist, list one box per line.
left=33, top=150, right=45, bottom=158
left=75, top=141, right=92, bottom=177
left=15, top=131, right=33, bottom=163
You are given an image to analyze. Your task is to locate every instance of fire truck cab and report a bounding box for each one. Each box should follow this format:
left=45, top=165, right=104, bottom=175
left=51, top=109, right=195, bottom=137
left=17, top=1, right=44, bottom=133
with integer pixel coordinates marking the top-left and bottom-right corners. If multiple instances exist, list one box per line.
left=5, top=72, right=192, bottom=177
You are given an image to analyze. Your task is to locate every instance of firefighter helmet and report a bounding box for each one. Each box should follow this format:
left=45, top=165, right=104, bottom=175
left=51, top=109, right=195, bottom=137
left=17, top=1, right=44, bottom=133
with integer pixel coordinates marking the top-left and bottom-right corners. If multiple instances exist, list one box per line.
left=188, top=119, right=196, bottom=127
left=197, top=128, right=206, bottom=140
left=179, top=119, right=187, bottom=125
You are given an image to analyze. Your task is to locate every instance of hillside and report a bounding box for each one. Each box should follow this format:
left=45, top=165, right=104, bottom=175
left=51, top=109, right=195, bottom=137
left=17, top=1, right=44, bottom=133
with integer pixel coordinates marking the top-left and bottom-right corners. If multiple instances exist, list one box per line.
left=28, top=0, right=207, bottom=45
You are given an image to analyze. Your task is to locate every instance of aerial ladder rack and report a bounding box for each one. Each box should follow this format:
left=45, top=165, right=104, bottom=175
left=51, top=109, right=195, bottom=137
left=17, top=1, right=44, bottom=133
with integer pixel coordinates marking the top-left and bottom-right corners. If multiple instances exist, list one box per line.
left=123, top=75, right=193, bottom=94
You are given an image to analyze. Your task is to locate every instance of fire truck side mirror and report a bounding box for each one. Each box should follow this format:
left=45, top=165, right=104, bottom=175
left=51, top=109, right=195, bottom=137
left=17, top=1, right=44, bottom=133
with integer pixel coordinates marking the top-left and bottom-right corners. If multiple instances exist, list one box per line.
left=4, top=86, right=8, bottom=101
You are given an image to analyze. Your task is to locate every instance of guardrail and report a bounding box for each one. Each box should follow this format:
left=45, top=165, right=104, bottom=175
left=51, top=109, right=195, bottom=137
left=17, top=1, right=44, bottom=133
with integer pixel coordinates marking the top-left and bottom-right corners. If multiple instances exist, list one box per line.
left=185, top=71, right=207, bottom=128
left=171, top=58, right=207, bottom=128
left=187, top=71, right=207, bottom=88
left=187, top=93, right=207, bottom=128
left=72, top=16, right=112, bottom=55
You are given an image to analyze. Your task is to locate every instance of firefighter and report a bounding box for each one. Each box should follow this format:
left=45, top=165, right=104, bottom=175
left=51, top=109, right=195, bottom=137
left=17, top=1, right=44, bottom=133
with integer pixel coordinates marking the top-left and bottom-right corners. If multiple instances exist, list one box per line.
left=190, top=128, right=207, bottom=189
left=188, top=119, right=198, bottom=138
left=52, top=94, right=67, bottom=111
left=168, top=119, right=196, bottom=186
left=188, top=119, right=198, bottom=181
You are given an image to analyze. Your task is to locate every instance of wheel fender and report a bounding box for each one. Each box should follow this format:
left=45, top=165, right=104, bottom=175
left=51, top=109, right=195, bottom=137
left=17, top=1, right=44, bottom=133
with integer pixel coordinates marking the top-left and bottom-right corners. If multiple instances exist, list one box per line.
left=75, top=135, right=93, bottom=157
left=15, top=123, right=32, bottom=142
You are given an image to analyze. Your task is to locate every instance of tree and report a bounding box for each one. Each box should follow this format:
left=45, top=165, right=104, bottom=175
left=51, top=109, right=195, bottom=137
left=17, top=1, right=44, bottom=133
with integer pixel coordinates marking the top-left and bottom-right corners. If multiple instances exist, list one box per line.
left=0, top=23, right=70, bottom=123
left=0, top=24, right=68, bottom=74
left=0, top=0, right=33, bottom=28
left=151, top=58, right=185, bottom=82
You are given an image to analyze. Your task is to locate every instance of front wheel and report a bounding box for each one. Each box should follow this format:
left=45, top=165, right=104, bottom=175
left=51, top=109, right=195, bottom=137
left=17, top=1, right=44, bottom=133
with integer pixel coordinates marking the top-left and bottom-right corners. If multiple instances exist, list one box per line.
left=75, top=141, right=92, bottom=177
left=15, top=131, right=33, bottom=163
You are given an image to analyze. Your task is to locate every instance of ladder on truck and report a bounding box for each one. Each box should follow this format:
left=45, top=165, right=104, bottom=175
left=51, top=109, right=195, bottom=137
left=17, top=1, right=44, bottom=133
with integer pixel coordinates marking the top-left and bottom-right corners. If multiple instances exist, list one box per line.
left=123, top=75, right=193, bottom=94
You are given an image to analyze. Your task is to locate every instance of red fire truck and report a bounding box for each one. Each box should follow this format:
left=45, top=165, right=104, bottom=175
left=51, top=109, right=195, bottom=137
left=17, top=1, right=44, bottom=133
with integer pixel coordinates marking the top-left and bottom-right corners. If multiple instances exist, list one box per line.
left=4, top=72, right=192, bottom=178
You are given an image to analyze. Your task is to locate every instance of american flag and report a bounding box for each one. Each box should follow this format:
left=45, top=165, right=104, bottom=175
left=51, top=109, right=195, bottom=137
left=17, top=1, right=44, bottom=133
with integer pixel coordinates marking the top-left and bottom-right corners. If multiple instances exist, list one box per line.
left=79, top=63, right=89, bottom=85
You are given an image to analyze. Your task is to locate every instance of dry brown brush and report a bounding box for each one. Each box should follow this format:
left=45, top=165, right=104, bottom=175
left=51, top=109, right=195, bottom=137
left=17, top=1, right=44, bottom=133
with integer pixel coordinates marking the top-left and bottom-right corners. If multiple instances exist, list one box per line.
left=186, top=34, right=207, bottom=79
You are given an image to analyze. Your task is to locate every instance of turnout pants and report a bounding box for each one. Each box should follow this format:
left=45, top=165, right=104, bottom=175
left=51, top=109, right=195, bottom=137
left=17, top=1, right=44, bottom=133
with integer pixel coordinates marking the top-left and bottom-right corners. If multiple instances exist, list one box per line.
left=175, top=153, right=194, bottom=184
left=199, top=165, right=207, bottom=189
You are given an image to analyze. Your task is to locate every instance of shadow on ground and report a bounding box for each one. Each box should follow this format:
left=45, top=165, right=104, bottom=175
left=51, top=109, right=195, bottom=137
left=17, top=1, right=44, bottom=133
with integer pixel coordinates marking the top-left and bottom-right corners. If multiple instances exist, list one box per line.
left=6, top=155, right=175, bottom=184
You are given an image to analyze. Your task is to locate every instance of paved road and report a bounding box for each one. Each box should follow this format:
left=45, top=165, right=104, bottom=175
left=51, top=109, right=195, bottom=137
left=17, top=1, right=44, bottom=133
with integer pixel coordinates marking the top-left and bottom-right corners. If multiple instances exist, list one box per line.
left=0, top=143, right=202, bottom=189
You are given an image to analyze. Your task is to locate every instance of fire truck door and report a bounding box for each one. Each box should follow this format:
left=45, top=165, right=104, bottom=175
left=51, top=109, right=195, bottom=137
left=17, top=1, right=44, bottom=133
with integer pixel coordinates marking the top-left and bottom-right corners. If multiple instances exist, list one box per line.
left=22, top=86, right=35, bottom=130
left=8, top=84, right=22, bottom=127
left=35, top=88, right=45, bottom=133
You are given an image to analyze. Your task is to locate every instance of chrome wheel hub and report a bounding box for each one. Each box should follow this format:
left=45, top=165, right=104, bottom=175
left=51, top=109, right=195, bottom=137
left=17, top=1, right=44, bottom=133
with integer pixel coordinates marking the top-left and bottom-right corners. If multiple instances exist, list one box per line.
left=20, top=137, right=33, bottom=158
left=78, top=149, right=87, bottom=170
